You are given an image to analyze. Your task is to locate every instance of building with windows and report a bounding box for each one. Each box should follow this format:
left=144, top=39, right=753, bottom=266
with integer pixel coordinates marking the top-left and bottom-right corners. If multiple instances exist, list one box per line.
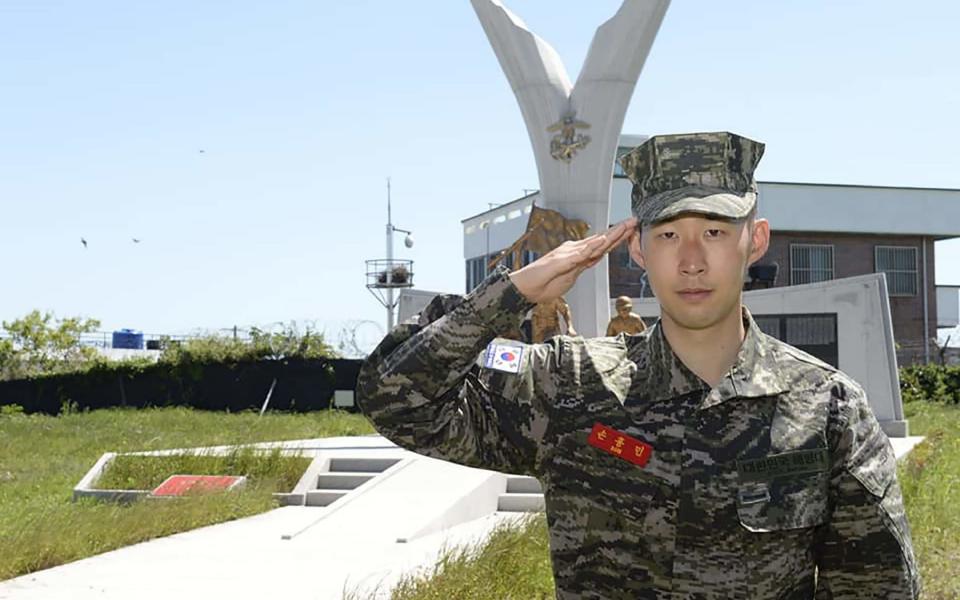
left=462, top=136, right=960, bottom=366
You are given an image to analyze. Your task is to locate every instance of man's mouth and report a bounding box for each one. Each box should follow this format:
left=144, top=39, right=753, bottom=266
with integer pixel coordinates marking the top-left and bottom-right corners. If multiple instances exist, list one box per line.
left=677, top=288, right=713, bottom=302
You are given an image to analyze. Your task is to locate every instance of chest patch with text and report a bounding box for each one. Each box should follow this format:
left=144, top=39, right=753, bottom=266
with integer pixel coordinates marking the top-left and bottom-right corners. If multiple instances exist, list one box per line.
left=587, top=422, right=652, bottom=467
left=737, top=448, right=830, bottom=481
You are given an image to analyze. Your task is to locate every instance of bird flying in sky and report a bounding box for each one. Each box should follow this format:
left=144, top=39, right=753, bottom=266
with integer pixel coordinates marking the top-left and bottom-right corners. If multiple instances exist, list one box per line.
left=81, top=237, right=87, bottom=248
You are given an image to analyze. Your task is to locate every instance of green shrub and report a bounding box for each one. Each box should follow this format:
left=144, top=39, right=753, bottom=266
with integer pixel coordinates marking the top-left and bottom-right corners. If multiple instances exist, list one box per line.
left=899, top=364, right=960, bottom=404
left=158, top=322, right=337, bottom=365
left=899, top=367, right=923, bottom=404
left=941, top=366, right=960, bottom=404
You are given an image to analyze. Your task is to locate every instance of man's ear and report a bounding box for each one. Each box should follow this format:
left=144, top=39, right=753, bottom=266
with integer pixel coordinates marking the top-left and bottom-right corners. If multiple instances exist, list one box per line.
left=627, top=229, right=646, bottom=270
left=747, top=218, right=771, bottom=266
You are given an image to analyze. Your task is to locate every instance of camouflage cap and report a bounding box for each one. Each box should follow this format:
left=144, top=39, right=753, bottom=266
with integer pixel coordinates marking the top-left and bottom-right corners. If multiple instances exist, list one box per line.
left=617, top=132, right=765, bottom=226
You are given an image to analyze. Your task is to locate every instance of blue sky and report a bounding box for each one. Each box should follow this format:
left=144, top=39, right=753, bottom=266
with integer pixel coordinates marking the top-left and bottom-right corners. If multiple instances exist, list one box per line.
left=2, top=1, right=959, bottom=351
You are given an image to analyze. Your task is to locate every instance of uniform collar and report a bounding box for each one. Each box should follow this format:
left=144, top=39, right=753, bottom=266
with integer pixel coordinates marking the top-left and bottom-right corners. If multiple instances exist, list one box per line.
left=635, top=306, right=788, bottom=411
left=631, top=320, right=710, bottom=402
left=700, top=306, right=788, bottom=409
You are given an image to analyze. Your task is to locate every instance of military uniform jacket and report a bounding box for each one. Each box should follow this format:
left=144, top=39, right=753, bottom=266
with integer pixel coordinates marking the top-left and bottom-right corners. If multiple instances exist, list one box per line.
left=356, top=266, right=920, bottom=599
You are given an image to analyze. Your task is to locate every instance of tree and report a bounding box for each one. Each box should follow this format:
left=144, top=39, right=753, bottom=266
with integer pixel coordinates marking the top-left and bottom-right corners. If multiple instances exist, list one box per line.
left=157, top=320, right=339, bottom=365
left=0, top=310, right=101, bottom=381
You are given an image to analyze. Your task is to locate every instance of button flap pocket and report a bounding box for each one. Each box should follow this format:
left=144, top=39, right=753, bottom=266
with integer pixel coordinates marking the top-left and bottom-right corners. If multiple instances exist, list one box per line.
left=737, top=474, right=828, bottom=532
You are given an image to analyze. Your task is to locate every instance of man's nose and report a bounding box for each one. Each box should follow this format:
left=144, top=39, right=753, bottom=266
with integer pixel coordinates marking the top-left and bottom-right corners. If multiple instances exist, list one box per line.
left=678, top=238, right=707, bottom=276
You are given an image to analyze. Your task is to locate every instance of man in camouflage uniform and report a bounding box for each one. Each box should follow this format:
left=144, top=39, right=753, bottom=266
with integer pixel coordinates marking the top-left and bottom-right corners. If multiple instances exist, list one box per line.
left=356, top=132, right=919, bottom=599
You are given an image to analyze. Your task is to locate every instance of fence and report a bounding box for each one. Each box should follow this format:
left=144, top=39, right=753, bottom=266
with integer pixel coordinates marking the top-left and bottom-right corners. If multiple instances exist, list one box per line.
left=0, top=328, right=256, bottom=351
left=0, top=357, right=364, bottom=415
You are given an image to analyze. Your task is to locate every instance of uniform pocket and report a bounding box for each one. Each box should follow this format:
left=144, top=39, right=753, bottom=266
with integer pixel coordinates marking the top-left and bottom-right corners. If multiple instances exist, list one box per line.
left=736, top=472, right=829, bottom=532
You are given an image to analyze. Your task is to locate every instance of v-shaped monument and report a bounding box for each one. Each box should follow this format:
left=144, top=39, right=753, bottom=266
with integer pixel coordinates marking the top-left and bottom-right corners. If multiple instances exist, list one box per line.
left=472, top=0, right=671, bottom=336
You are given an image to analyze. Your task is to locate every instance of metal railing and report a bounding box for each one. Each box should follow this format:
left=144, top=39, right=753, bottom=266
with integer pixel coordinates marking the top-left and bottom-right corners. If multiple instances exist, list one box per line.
left=0, top=328, right=256, bottom=351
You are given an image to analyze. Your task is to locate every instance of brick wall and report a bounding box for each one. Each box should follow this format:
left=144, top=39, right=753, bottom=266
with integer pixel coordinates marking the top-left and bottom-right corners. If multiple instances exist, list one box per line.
left=607, top=231, right=937, bottom=366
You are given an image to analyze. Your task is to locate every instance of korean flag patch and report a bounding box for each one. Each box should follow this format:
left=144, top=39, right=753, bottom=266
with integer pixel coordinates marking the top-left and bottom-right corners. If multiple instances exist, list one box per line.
left=482, top=340, right=525, bottom=374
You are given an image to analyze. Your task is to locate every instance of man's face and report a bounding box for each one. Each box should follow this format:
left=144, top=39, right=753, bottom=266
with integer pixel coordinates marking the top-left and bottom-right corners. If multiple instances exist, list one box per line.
left=616, top=303, right=631, bottom=318
left=627, top=213, right=769, bottom=331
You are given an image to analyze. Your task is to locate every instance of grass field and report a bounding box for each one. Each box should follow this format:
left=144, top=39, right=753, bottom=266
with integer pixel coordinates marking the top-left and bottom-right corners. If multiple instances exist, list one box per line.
left=899, top=400, right=960, bottom=599
left=2, top=402, right=956, bottom=597
left=0, top=406, right=374, bottom=581
left=386, top=513, right=554, bottom=600
left=387, top=400, right=960, bottom=600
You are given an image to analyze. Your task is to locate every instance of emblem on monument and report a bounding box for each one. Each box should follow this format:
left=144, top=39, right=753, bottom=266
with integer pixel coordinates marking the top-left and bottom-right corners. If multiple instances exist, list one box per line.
left=547, top=113, right=591, bottom=162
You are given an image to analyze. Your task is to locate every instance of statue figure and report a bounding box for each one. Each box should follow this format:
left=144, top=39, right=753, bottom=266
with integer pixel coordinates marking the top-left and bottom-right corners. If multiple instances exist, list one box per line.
left=606, top=296, right=647, bottom=336
left=532, top=296, right=576, bottom=342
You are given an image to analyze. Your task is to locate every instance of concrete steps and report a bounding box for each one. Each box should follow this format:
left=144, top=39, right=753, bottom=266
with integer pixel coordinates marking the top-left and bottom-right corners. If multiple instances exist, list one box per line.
left=329, top=457, right=400, bottom=473
left=316, top=472, right=375, bottom=490
left=305, top=490, right=347, bottom=507
left=304, top=457, right=402, bottom=508
left=497, top=475, right=544, bottom=512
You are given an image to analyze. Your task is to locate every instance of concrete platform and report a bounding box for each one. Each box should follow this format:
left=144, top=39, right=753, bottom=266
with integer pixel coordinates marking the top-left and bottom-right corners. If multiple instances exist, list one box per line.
left=891, top=436, right=925, bottom=460
left=0, top=504, right=528, bottom=600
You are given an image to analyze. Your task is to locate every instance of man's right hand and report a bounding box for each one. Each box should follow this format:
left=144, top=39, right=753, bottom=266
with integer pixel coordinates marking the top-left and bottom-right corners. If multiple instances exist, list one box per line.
left=509, top=218, right=636, bottom=305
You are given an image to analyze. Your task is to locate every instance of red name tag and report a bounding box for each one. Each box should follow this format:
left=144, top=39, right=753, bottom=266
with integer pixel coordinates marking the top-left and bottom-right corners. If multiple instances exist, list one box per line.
left=587, top=422, right=653, bottom=467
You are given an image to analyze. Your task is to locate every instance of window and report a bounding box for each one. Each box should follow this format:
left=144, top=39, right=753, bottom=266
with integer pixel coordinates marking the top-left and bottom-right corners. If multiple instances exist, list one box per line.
left=785, top=315, right=836, bottom=346
left=465, top=257, right=486, bottom=292
left=754, top=313, right=838, bottom=367
left=753, top=316, right=781, bottom=339
left=637, top=270, right=656, bottom=298
left=790, top=244, right=834, bottom=285
left=617, top=248, right=642, bottom=270
left=521, top=250, right=540, bottom=267
left=875, top=246, right=918, bottom=296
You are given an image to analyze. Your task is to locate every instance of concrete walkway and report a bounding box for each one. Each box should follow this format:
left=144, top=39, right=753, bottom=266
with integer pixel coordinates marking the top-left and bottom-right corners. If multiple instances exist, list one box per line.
left=0, top=505, right=525, bottom=600
left=0, top=433, right=925, bottom=600
left=0, top=436, right=530, bottom=600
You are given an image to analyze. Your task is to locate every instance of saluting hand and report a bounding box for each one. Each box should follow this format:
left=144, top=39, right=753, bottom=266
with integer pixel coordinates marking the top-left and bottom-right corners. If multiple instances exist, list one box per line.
left=509, top=217, right=637, bottom=305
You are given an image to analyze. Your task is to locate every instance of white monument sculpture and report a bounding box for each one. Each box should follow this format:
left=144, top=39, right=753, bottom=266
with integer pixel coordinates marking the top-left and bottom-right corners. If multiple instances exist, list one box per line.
left=471, top=0, right=671, bottom=336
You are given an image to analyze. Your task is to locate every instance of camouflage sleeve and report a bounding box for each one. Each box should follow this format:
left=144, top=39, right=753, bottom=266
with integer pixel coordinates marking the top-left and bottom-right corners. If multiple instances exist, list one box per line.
left=355, top=265, right=563, bottom=475
left=814, top=378, right=921, bottom=599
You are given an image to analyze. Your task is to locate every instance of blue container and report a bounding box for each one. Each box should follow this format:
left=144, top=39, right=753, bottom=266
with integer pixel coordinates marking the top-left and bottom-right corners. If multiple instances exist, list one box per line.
left=112, top=329, right=144, bottom=350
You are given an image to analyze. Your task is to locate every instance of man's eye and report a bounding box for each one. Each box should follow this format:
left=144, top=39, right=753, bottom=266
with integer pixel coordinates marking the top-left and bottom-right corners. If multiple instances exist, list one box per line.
left=659, top=232, right=676, bottom=240
left=706, top=229, right=723, bottom=238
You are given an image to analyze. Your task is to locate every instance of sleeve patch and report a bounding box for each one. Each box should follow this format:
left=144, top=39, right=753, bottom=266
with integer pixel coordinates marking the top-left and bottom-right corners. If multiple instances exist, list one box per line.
left=482, top=340, right=526, bottom=374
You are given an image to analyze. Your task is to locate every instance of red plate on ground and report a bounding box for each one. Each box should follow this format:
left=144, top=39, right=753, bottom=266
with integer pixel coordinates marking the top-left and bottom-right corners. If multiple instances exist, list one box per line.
left=151, top=475, right=246, bottom=497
